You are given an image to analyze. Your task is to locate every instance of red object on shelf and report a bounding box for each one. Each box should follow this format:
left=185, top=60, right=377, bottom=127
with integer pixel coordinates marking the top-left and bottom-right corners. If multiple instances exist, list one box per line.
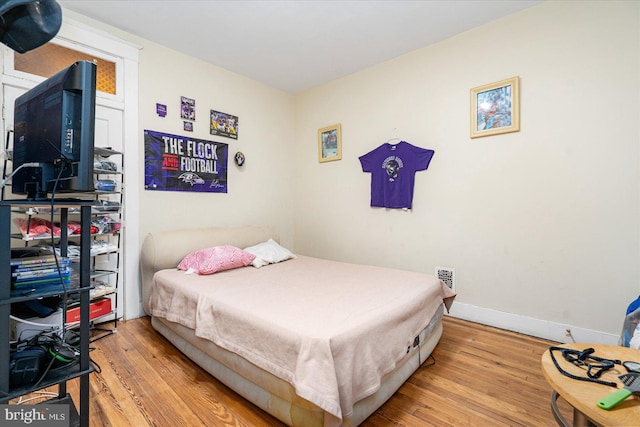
left=66, top=298, right=112, bottom=323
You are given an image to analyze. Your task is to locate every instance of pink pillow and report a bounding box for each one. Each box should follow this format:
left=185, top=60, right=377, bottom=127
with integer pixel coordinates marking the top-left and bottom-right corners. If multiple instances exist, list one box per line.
left=177, top=245, right=256, bottom=275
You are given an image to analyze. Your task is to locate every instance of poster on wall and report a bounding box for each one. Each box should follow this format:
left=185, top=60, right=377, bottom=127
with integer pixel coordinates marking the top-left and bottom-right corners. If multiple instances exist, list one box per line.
left=210, top=110, right=238, bottom=139
left=144, top=129, right=228, bottom=193
left=181, top=96, right=195, bottom=121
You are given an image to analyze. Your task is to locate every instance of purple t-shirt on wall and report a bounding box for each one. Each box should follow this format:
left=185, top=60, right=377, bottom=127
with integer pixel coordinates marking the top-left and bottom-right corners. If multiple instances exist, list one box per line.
left=359, top=141, right=434, bottom=209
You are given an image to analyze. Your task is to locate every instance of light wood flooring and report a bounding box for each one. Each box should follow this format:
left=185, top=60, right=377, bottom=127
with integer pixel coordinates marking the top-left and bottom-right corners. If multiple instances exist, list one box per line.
left=31, top=316, right=574, bottom=426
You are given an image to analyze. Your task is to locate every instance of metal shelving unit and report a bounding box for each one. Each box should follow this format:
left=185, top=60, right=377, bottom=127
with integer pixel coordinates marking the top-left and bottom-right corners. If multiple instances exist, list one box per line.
left=0, top=200, right=94, bottom=427
left=2, top=145, right=124, bottom=342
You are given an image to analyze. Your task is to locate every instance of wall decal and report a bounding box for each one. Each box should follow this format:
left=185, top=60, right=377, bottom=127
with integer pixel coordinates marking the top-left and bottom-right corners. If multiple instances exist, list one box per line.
left=234, top=151, right=245, bottom=167
left=156, top=103, right=167, bottom=117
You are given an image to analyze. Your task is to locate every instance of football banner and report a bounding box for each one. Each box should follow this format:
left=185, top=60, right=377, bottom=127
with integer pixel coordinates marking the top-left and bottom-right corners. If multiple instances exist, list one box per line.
left=144, top=129, right=228, bottom=193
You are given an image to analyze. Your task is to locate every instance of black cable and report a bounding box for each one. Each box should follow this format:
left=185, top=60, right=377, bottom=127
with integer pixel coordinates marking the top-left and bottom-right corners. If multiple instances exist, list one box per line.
left=422, top=354, right=436, bottom=368
left=90, top=357, right=102, bottom=374
left=15, top=330, right=78, bottom=394
left=49, top=157, right=102, bottom=377
left=48, top=158, right=72, bottom=340
left=2, top=129, right=12, bottom=200
left=27, top=354, right=57, bottom=390
left=549, top=346, right=620, bottom=388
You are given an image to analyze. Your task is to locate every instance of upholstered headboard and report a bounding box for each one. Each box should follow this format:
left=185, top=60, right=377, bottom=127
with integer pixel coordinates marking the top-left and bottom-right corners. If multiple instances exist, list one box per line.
left=139, top=225, right=278, bottom=314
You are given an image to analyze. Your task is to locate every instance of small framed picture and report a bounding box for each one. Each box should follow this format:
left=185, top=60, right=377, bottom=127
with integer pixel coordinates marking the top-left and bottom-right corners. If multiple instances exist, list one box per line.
left=210, top=110, right=238, bottom=139
left=318, top=124, right=342, bottom=163
left=181, top=96, right=195, bottom=121
left=470, top=76, right=520, bottom=138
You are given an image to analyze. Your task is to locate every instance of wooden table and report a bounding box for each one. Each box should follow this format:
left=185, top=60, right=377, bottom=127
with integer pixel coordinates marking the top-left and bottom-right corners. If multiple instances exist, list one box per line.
left=541, top=343, right=640, bottom=426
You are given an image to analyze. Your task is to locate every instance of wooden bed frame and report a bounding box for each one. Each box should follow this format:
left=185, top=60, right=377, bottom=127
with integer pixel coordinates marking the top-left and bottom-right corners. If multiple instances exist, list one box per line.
left=140, top=226, right=444, bottom=426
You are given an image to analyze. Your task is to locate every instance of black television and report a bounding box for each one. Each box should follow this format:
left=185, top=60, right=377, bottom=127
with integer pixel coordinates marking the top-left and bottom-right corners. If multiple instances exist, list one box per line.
left=11, top=60, right=96, bottom=200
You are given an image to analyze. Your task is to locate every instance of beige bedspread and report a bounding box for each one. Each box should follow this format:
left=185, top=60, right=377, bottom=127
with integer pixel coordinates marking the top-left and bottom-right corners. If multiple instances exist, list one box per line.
left=149, top=255, right=454, bottom=426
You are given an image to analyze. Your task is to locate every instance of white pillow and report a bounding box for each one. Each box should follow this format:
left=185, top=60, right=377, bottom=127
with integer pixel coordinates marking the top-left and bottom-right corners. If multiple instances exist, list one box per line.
left=244, top=239, right=295, bottom=268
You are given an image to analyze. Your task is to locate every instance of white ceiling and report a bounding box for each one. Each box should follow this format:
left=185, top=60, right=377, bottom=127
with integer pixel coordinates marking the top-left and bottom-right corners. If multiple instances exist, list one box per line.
left=58, top=0, right=541, bottom=94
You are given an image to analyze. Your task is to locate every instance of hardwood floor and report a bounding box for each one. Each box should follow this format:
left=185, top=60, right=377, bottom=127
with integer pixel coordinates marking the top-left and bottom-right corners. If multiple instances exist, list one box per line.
left=41, top=316, right=572, bottom=426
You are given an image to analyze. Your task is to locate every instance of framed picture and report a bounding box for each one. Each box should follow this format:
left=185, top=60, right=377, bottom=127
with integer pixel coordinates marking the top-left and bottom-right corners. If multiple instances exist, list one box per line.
left=318, top=124, right=342, bottom=163
left=210, top=109, right=238, bottom=139
left=181, top=96, right=195, bottom=121
left=470, top=76, right=520, bottom=138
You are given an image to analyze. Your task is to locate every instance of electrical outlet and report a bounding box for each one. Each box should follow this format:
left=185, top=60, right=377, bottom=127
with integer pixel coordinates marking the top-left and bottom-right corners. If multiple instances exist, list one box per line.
left=435, top=266, right=455, bottom=292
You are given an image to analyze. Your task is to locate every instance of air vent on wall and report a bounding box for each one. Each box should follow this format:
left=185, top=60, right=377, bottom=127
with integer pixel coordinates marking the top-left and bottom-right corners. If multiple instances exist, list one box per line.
left=435, top=266, right=455, bottom=292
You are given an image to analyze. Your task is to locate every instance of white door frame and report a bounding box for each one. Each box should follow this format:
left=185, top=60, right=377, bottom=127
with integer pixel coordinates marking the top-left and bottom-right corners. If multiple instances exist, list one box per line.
left=1, top=18, right=142, bottom=320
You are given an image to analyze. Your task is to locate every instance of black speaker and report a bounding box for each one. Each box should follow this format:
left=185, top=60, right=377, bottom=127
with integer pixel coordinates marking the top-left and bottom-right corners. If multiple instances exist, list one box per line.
left=0, top=0, right=62, bottom=53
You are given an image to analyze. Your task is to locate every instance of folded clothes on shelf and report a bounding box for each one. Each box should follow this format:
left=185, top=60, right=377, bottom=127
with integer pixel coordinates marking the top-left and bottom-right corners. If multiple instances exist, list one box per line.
left=13, top=217, right=61, bottom=239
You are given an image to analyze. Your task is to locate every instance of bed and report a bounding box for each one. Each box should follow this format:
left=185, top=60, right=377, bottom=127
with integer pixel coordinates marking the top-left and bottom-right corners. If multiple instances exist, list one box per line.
left=140, top=226, right=455, bottom=426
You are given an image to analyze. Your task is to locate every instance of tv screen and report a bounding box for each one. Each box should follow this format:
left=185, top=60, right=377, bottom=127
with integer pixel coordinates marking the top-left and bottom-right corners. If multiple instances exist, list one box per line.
left=12, top=60, right=96, bottom=200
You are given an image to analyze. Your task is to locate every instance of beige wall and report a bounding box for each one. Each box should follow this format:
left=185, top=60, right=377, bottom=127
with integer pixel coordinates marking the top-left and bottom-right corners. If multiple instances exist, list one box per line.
left=136, top=41, right=296, bottom=249
left=293, top=1, right=640, bottom=339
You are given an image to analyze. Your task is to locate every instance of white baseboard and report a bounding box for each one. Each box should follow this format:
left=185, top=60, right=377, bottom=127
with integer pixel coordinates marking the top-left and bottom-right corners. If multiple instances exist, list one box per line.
left=447, top=302, right=619, bottom=345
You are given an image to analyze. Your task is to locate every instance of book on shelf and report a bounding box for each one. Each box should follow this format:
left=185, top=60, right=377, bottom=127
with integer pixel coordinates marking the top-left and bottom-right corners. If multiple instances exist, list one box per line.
left=10, top=282, right=68, bottom=297
left=13, top=269, right=72, bottom=282
left=12, top=264, right=71, bottom=277
left=10, top=256, right=71, bottom=267
left=10, top=254, right=73, bottom=297
left=12, top=261, right=71, bottom=273
left=12, top=276, right=71, bottom=287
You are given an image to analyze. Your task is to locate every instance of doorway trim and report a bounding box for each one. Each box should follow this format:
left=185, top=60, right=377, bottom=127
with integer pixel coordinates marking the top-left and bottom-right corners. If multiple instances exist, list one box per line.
left=0, top=17, right=142, bottom=320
